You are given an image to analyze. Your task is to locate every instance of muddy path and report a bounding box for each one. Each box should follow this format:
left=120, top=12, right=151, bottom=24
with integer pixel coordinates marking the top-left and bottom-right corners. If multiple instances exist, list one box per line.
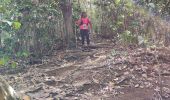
left=2, top=41, right=170, bottom=100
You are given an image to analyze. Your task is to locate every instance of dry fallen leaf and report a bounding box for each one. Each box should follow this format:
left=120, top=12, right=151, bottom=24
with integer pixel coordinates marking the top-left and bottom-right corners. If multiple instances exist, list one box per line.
left=23, top=95, right=31, bottom=100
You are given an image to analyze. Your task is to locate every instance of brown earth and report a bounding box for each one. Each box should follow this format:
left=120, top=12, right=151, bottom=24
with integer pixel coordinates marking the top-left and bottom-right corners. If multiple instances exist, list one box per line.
left=2, top=40, right=170, bottom=100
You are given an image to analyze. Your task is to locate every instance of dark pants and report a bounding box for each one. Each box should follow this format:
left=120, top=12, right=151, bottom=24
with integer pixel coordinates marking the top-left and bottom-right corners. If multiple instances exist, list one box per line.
left=80, top=29, right=90, bottom=45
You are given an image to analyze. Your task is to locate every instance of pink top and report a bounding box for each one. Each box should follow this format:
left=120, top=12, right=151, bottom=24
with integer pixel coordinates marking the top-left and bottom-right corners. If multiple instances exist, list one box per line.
left=77, top=17, right=92, bottom=30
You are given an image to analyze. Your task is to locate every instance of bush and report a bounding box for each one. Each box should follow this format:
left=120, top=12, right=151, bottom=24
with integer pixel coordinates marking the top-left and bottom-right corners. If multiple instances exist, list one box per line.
left=120, top=30, right=137, bottom=44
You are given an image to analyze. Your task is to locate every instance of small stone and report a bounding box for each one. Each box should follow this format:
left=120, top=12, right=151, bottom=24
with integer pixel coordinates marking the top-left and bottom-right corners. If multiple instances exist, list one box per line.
left=144, top=82, right=151, bottom=88
left=147, top=78, right=153, bottom=81
left=132, top=76, right=135, bottom=79
left=130, top=69, right=134, bottom=72
left=51, top=76, right=55, bottom=79
left=141, top=66, right=148, bottom=71
left=140, top=85, right=144, bottom=88
left=135, top=84, right=140, bottom=88
left=114, top=78, right=119, bottom=81
left=164, top=94, right=170, bottom=98
left=142, top=74, right=147, bottom=78
left=124, top=72, right=129, bottom=75
left=123, top=66, right=127, bottom=69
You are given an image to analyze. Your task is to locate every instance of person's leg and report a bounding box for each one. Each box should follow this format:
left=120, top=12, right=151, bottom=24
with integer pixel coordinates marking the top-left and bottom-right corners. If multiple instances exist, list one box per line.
left=85, top=30, right=90, bottom=45
left=80, top=30, right=85, bottom=46
left=83, top=30, right=90, bottom=51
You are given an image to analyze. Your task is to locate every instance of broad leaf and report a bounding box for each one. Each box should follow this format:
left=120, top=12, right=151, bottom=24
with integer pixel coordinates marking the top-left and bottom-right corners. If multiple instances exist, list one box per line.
left=2, top=20, right=13, bottom=26
left=12, top=21, right=21, bottom=29
left=0, top=56, right=9, bottom=66
left=115, top=0, right=121, bottom=5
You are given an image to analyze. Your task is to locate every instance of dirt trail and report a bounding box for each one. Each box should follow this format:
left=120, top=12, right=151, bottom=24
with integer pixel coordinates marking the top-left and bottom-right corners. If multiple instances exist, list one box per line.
left=2, top=41, right=170, bottom=100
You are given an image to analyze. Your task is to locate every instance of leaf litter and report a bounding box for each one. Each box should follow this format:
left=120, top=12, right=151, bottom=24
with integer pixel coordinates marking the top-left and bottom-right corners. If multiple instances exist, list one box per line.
left=1, top=42, right=170, bottom=100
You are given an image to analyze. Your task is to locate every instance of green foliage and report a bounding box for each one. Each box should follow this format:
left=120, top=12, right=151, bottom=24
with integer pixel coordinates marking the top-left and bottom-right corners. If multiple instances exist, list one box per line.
left=0, top=6, right=6, bottom=13
left=135, top=0, right=170, bottom=15
left=0, top=56, right=9, bottom=66
left=0, top=54, right=19, bottom=68
left=12, top=21, right=21, bottom=30
left=120, top=30, right=137, bottom=44
left=11, top=61, right=17, bottom=68
left=125, top=0, right=133, bottom=8
left=0, top=0, right=28, bottom=68
left=115, top=0, right=121, bottom=5
left=110, top=49, right=127, bottom=56
left=16, top=51, right=29, bottom=58
left=137, top=35, right=148, bottom=46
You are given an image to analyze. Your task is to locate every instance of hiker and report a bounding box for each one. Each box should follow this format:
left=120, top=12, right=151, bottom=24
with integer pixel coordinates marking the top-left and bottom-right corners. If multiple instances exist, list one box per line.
left=76, top=12, right=92, bottom=47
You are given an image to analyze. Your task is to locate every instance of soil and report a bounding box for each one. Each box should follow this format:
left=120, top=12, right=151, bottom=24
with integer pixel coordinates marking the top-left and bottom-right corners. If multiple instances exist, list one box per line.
left=1, top=40, right=170, bottom=100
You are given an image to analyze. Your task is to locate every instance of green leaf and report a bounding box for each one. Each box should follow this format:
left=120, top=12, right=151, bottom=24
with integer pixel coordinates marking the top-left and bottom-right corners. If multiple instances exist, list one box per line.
left=12, top=21, right=21, bottom=29
left=22, top=52, right=29, bottom=57
left=0, top=0, right=11, bottom=5
left=0, top=6, right=6, bottom=13
left=148, top=3, right=155, bottom=8
left=115, top=0, right=121, bottom=5
left=117, top=21, right=123, bottom=26
left=0, top=56, right=9, bottom=66
left=125, top=1, right=133, bottom=8
left=1, top=31, right=11, bottom=44
left=0, top=59, right=5, bottom=66
left=16, top=52, right=22, bottom=57
left=2, top=20, right=13, bottom=26
left=11, top=61, right=17, bottom=68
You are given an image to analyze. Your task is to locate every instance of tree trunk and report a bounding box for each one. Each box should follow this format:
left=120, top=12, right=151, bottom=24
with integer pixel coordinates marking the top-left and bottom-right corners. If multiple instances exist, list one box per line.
left=0, top=30, right=1, bottom=48
left=60, top=0, right=76, bottom=48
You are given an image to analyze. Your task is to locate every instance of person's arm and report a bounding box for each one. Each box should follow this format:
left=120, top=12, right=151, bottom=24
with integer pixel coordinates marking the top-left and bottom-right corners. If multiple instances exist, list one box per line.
left=89, top=21, right=92, bottom=30
left=88, top=19, right=92, bottom=33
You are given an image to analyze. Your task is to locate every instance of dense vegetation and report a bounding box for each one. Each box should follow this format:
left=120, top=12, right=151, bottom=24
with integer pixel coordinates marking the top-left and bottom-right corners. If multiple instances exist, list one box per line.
left=0, top=0, right=76, bottom=67
left=0, top=0, right=170, bottom=67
